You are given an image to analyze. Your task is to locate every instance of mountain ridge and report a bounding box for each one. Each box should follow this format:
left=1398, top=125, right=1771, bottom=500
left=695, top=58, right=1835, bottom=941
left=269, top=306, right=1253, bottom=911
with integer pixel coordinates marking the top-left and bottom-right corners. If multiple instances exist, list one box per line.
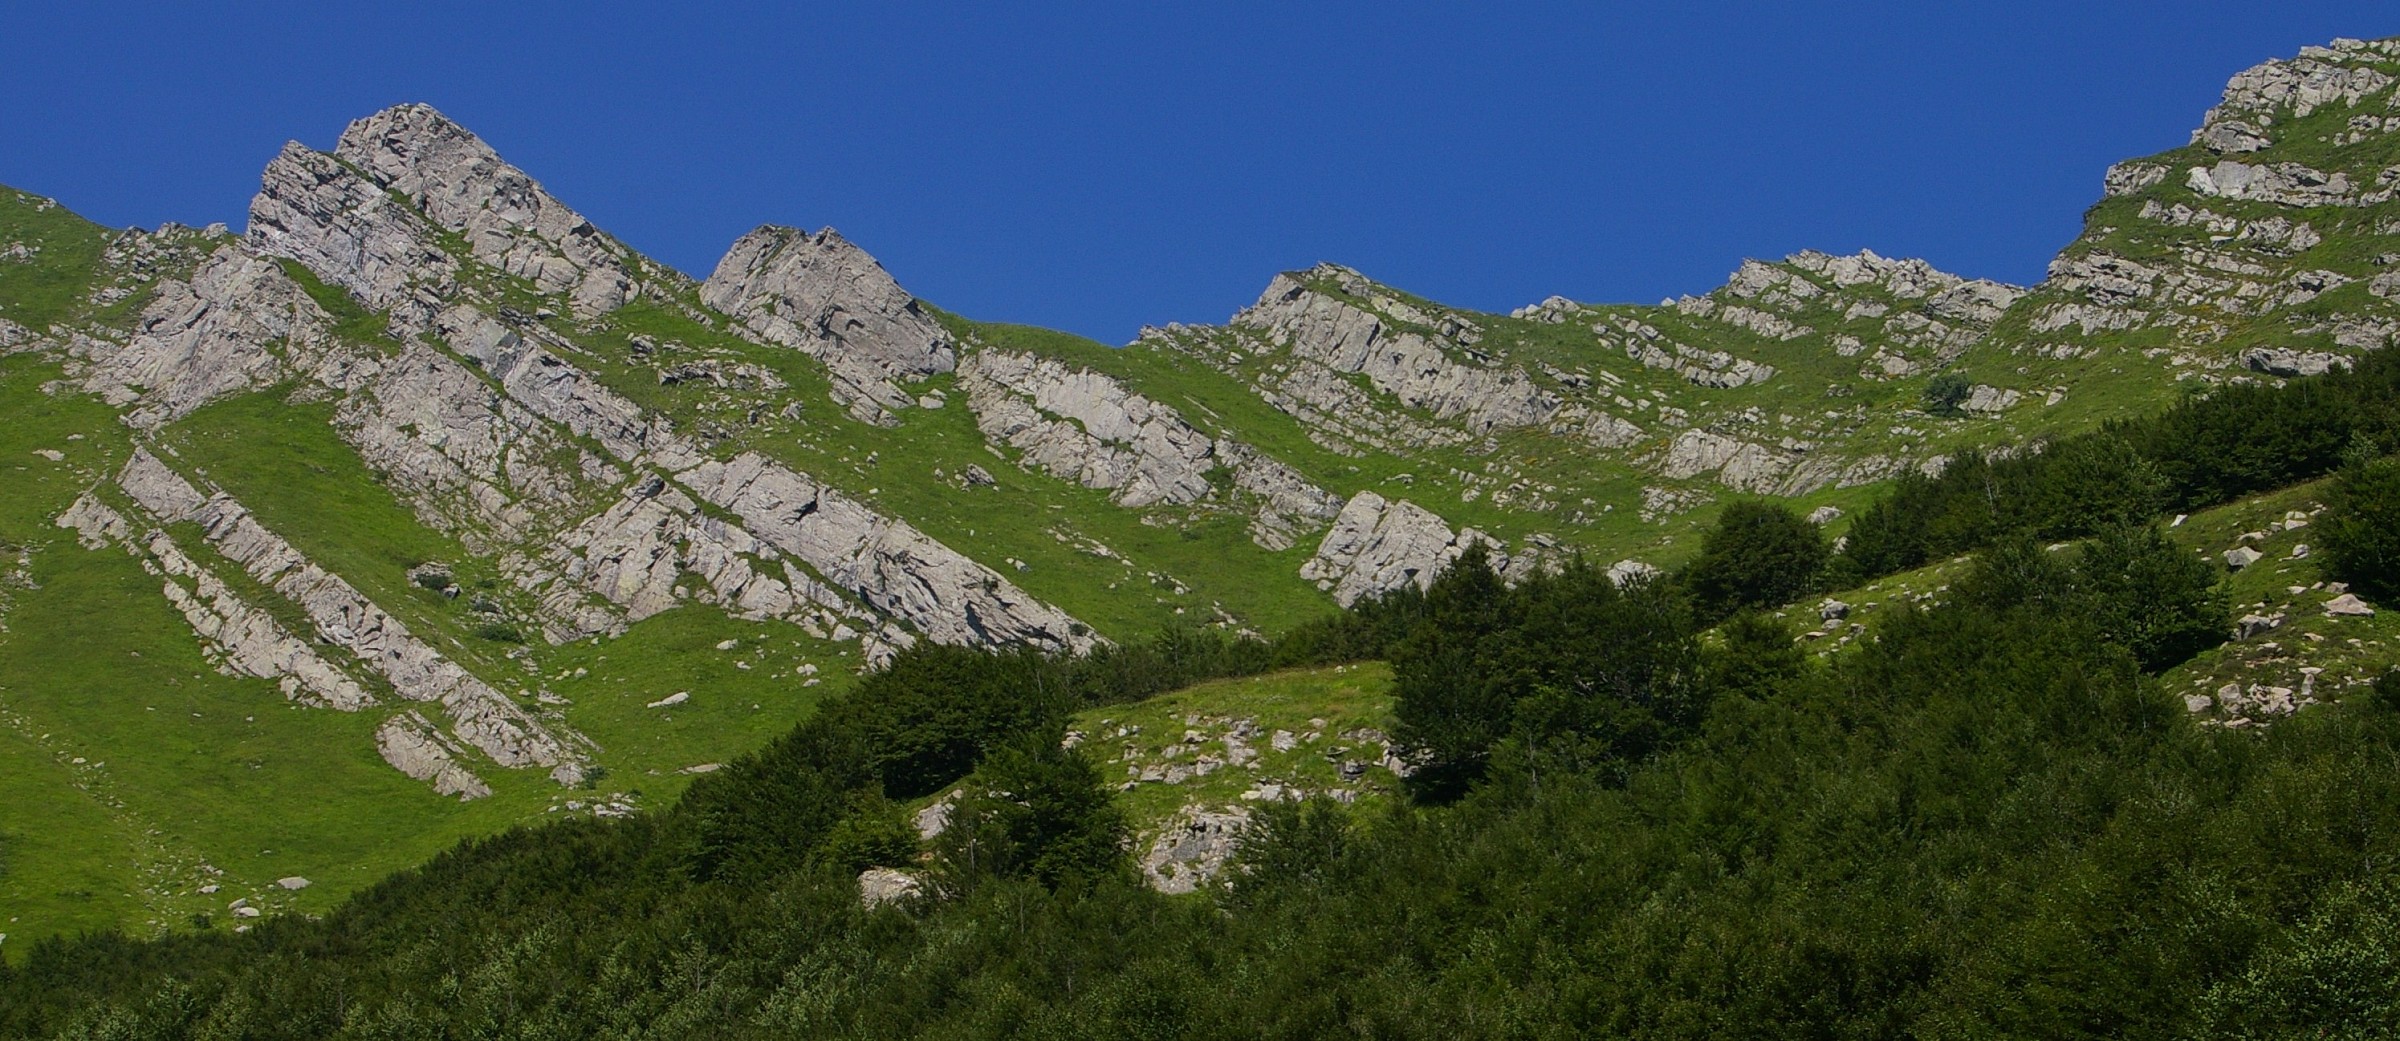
left=5, top=35, right=2400, bottom=941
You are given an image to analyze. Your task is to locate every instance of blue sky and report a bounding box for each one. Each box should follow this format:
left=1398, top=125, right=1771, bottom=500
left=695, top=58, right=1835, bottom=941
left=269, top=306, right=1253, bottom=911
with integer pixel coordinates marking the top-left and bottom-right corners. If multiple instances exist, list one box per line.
left=5, top=3, right=2396, bottom=342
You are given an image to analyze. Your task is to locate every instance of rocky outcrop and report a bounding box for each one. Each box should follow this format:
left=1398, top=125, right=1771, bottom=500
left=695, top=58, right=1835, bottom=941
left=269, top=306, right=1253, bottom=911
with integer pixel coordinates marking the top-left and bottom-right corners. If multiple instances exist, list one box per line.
left=251, top=133, right=1099, bottom=658
left=1235, top=266, right=1562, bottom=437
left=2199, top=40, right=2397, bottom=149
left=375, top=712, right=492, bottom=800
left=2241, top=346, right=2352, bottom=377
left=1300, top=491, right=1493, bottom=606
left=110, top=449, right=583, bottom=778
left=701, top=225, right=956, bottom=423
left=247, top=141, right=458, bottom=327
left=2186, top=160, right=2357, bottom=208
left=1141, top=808, right=1250, bottom=895
left=857, top=867, right=926, bottom=907
left=958, top=349, right=1341, bottom=549
left=76, top=246, right=333, bottom=427
left=334, top=104, right=632, bottom=317
left=678, top=452, right=1093, bottom=652
left=59, top=496, right=377, bottom=712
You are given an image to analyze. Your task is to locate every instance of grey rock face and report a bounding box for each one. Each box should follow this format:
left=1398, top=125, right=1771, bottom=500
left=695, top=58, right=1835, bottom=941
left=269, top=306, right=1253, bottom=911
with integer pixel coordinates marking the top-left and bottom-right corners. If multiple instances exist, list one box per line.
left=59, top=496, right=377, bottom=712
left=2202, top=46, right=2395, bottom=132
left=111, top=450, right=582, bottom=775
left=1300, top=491, right=1498, bottom=606
left=958, top=349, right=1341, bottom=549
left=1655, top=429, right=1796, bottom=494
left=702, top=225, right=956, bottom=423
left=2241, top=346, right=2352, bottom=377
left=375, top=712, right=493, bottom=800
left=2325, top=593, right=2377, bottom=617
left=1962, top=384, right=2022, bottom=415
left=248, top=141, right=458, bottom=327
left=77, top=245, right=331, bottom=428
left=678, top=453, right=1094, bottom=653
left=858, top=867, right=926, bottom=908
left=1235, top=268, right=1562, bottom=437
left=248, top=123, right=1101, bottom=659
left=333, top=104, right=633, bottom=318
left=1140, top=808, right=1251, bottom=895
left=2186, top=161, right=2356, bottom=207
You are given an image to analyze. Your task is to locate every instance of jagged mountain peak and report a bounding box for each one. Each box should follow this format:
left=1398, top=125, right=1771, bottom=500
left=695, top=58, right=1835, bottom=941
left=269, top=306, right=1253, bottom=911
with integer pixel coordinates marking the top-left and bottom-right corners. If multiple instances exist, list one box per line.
left=249, top=103, right=635, bottom=320
left=702, top=222, right=957, bottom=424
left=2195, top=37, right=2399, bottom=154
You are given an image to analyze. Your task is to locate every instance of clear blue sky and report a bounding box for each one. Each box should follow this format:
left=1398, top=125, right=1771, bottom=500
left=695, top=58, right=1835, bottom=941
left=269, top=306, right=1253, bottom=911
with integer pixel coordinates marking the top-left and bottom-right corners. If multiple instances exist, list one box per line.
left=5, top=3, right=2395, bottom=342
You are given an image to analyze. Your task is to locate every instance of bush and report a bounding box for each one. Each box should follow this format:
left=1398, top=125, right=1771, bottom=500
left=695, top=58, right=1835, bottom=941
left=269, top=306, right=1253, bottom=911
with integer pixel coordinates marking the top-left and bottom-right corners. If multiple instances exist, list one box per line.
left=2320, top=454, right=2400, bottom=604
left=1923, top=372, right=1971, bottom=415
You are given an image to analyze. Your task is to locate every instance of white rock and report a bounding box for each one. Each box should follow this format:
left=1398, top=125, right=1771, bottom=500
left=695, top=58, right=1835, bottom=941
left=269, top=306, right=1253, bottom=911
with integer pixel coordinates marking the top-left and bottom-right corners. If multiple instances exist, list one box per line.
left=1140, top=808, right=1251, bottom=895
left=2325, top=593, right=2377, bottom=617
left=858, top=867, right=925, bottom=908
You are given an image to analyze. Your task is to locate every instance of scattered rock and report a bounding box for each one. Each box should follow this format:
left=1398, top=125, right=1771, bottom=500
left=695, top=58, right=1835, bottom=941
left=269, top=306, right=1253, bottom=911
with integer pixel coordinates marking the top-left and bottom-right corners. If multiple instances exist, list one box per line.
left=646, top=691, right=690, bottom=709
left=1141, top=808, right=1251, bottom=895
left=2236, top=613, right=2285, bottom=639
left=2224, top=547, right=2264, bottom=570
left=276, top=876, right=311, bottom=890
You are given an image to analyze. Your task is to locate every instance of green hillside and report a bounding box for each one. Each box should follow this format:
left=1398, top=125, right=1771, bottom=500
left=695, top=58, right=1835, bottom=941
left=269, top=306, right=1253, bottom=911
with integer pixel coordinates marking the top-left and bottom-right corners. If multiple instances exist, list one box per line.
left=3, top=35, right=2400, bottom=976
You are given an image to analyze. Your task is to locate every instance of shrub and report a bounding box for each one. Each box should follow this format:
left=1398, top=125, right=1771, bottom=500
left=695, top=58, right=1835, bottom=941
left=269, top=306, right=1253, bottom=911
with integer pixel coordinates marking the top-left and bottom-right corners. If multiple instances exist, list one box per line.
left=2320, top=454, right=2400, bottom=604
left=1923, top=372, right=1971, bottom=415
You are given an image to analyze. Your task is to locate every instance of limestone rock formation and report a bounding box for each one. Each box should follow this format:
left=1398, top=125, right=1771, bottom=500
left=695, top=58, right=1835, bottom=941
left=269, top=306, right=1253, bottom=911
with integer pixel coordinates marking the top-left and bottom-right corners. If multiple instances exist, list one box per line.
left=1301, top=491, right=1496, bottom=606
left=375, top=712, right=494, bottom=800
left=958, top=349, right=1341, bottom=549
left=701, top=224, right=957, bottom=423
left=1140, top=808, right=1251, bottom=895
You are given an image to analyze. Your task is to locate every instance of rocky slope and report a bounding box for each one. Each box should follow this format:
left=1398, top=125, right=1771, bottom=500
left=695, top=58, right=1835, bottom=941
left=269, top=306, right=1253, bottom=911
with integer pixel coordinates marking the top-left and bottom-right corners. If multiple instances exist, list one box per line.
left=7, top=38, right=2400, bottom=936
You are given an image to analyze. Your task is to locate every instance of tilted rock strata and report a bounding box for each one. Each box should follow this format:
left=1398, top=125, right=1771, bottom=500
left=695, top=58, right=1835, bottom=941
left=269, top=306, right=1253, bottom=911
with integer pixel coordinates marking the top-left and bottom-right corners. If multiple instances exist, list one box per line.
left=332, top=103, right=634, bottom=318
left=375, top=712, right=493, bottom=800
left=958, top=349, right=1342, bottom=550
left=110, top=449, right=583, bottom=778
left=57, top=495, right=377, bottom=712
left=241, top=106, right=1098, bottom=656
left=701, top=224, right=957, bottom=423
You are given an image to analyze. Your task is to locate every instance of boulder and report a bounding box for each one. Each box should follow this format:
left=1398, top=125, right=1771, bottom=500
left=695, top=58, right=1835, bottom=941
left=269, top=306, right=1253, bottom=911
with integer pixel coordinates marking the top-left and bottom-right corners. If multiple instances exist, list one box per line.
left=858, top=867, right=925, bottom=908
left=2326, top=593, right=2377, bottom=617
left=2235, top=613, right=2285, bottom=639
left=2224, top=547, right=2263, bottom=570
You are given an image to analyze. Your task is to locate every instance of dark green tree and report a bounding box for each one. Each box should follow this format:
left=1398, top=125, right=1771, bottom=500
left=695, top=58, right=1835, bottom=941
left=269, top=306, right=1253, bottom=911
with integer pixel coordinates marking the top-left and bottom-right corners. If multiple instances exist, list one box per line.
left=1390, top=541, right=1519, bottom=795
left=1684, top=501, right=1829, bottom=619
left=2320, top=454, right=2400, bottom=604
left=2073, top=523, right=2228, bottom=671
left=933, top=733, right=1127, bottom=890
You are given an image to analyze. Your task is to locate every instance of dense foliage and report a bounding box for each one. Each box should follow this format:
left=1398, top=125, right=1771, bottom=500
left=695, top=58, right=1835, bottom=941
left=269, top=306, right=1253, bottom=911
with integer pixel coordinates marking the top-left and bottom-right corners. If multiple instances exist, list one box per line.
left=1682, top=500, right=1828, bottom=621
left=2320, top=453, right=2400, bottom=605
left=8, top=360, right=2400, bottom=1037
left=1839, top=351, right=2400, bottom=583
